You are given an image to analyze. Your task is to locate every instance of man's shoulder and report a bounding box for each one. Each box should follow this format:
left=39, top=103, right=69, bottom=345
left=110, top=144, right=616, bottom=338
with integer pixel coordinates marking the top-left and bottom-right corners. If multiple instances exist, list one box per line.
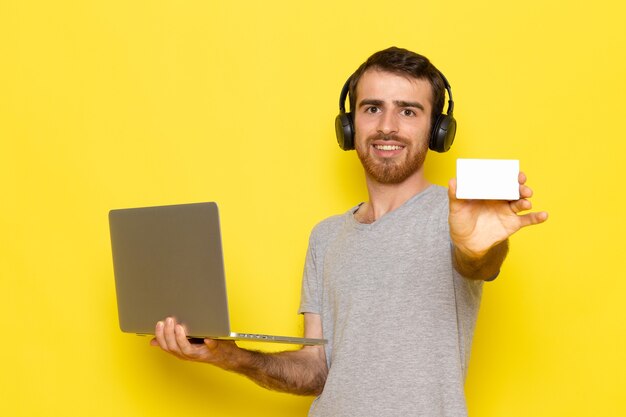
left=405, top=184, right=449, bottom=213
left=310, top=210, right=350, bottom=238
left=425, top=184, right=448, bottom=200
left=429, top=184, right=450, bottom=208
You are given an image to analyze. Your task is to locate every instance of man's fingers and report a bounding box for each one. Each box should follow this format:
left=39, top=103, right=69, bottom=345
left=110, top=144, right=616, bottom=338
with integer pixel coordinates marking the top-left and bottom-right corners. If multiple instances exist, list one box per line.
left=509, top=198, right=532, bottom=213
left=155, top=319, right=183, bottom=358
left=174, top=324, right=188, bottom=344
left=518, top=171, right=527, bottom=184
left=519, top=211, right=549, bottom=228
left=152, top=317, right=214, bottom=361
left=448, top=178, right=457, bottom=200
left=175, top=324, right=197, bottom=358
left=162, top=317, right=185, bottom=356
left=519, top=184, right=533, bottom=199
left=154, top=320, right=166, bottom=348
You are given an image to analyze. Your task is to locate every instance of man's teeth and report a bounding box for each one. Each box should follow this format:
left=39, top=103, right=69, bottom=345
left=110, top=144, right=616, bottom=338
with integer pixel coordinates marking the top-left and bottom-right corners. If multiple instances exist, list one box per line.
left=374, top=144, right=404, bottom=151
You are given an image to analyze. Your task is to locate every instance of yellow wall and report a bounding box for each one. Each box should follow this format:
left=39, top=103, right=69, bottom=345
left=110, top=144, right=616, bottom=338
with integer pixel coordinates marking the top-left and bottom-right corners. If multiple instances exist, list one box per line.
left=2, top=0, right=625, bottom=415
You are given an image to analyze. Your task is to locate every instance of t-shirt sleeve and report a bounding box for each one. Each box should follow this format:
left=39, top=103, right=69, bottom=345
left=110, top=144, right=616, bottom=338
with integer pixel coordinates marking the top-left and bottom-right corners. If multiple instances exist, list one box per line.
left=298, top=228, right=322, bottom=315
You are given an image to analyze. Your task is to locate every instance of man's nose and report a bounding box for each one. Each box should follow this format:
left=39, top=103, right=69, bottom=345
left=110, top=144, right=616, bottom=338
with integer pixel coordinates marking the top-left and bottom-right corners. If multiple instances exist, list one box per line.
left=377, top=111, right=399, bottom=135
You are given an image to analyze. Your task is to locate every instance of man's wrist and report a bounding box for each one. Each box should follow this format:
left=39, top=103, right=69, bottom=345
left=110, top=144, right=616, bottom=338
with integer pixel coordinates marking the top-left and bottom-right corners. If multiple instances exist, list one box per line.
left=452, top=240, right=509, bottom=280
left=453, top=243, right=490, bottom=263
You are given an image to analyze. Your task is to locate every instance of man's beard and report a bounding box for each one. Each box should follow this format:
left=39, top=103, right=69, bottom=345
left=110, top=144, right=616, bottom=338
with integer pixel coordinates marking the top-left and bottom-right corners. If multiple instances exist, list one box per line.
left=356, top=132, right=429, bottom=184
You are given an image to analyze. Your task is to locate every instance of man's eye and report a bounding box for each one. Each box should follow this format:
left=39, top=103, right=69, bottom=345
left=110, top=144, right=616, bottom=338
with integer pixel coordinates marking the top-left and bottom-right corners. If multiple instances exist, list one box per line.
left=402, top=109, right=416, bottom=116
left=366, top=106, right=380, bottom=114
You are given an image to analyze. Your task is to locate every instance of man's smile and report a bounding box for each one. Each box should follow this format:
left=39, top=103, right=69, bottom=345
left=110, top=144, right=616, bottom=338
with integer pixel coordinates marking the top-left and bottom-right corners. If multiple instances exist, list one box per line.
left=371, top=141, right=407, bottom=158
left=373, top=144, right=404, bottom=151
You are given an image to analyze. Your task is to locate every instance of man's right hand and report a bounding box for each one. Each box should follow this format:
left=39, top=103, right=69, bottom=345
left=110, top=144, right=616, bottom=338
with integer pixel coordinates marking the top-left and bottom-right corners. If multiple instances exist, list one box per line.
left=150, top=314, right=328, bottom=396
left=150, top=317, right=241, bottom=370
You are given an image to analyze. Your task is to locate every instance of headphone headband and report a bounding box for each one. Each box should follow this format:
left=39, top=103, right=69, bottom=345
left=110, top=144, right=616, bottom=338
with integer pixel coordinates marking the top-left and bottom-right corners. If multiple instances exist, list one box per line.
left=437, top=70, right=454, bottom=116
left=338, top=77, right=350, bottom=113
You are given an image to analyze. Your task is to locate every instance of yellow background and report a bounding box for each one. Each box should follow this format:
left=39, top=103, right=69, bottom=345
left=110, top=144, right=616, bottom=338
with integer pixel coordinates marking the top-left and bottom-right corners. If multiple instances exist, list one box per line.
left=2, top=0, right=625, bottom=415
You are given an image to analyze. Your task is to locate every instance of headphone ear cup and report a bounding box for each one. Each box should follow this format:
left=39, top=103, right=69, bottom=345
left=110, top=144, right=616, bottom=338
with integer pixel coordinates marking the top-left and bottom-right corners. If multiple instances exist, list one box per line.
left=429, top=114, right=457, bottom=153
left=335, top=112, right=355, bottom=151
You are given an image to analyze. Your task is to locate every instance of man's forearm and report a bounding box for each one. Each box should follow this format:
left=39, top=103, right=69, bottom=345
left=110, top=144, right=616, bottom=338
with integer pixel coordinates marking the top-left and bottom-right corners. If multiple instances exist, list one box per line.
left=221, top=346, right=328, bottom=396
left=453, top=239, right=509, bottom=281
left=151, top=316, right=328, bottom=396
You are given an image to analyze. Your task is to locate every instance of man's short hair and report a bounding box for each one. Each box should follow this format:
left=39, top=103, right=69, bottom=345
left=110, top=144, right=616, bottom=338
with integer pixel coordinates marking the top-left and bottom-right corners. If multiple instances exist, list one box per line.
left=348, top=47, right=446, bottom=129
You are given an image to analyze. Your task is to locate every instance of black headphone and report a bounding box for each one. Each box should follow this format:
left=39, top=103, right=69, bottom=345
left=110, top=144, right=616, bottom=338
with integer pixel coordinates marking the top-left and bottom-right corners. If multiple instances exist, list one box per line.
left=334, top=70, right=456, bottom=153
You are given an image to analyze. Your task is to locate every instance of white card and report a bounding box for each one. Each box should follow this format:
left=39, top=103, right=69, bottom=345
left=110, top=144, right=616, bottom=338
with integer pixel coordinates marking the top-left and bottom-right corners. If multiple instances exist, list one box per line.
left=456, top=159, right=520, bottom=200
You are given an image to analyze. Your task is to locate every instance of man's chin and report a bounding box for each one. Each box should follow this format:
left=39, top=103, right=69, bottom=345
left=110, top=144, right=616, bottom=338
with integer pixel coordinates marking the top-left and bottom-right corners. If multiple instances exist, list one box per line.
left=359, top=156, right=426, bottom=184
left=364, top=165, right=418, bottom=184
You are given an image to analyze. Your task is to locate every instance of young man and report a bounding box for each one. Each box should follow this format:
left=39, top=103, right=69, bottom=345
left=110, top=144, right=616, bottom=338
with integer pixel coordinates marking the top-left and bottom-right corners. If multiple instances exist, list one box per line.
left=152, top=47, right=547, bottom=416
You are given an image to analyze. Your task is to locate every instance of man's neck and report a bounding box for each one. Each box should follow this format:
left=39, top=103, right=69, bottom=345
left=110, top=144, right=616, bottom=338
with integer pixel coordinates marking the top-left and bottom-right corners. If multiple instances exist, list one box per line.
left=354, top=170, right=431, bottom=224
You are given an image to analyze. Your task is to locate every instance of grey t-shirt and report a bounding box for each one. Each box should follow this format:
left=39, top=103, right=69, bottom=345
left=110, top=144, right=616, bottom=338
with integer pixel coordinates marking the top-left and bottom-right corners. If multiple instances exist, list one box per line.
left=299, top=185, right=483, bottom=417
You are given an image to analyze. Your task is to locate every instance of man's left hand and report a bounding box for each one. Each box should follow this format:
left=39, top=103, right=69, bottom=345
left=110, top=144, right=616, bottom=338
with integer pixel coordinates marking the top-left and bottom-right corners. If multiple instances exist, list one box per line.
left=448, top=171, right=548, bottom=259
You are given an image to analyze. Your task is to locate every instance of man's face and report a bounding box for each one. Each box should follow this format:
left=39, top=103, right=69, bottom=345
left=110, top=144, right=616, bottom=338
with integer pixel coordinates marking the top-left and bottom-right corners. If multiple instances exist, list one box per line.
left=353, top=69, right=433, bottom=184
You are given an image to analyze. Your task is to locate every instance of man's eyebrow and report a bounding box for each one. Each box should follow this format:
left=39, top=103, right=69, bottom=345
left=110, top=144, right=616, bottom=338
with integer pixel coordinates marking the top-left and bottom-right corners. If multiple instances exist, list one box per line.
left=394, top=100, right=425, bottom=111
left=358, top=99, right=384, bottom=108
left=358, top=99, right=425, bottom=111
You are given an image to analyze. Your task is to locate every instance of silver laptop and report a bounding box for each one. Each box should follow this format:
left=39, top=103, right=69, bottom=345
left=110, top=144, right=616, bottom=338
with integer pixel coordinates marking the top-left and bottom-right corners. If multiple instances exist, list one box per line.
left=109, top=202, right=325, bottom=346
